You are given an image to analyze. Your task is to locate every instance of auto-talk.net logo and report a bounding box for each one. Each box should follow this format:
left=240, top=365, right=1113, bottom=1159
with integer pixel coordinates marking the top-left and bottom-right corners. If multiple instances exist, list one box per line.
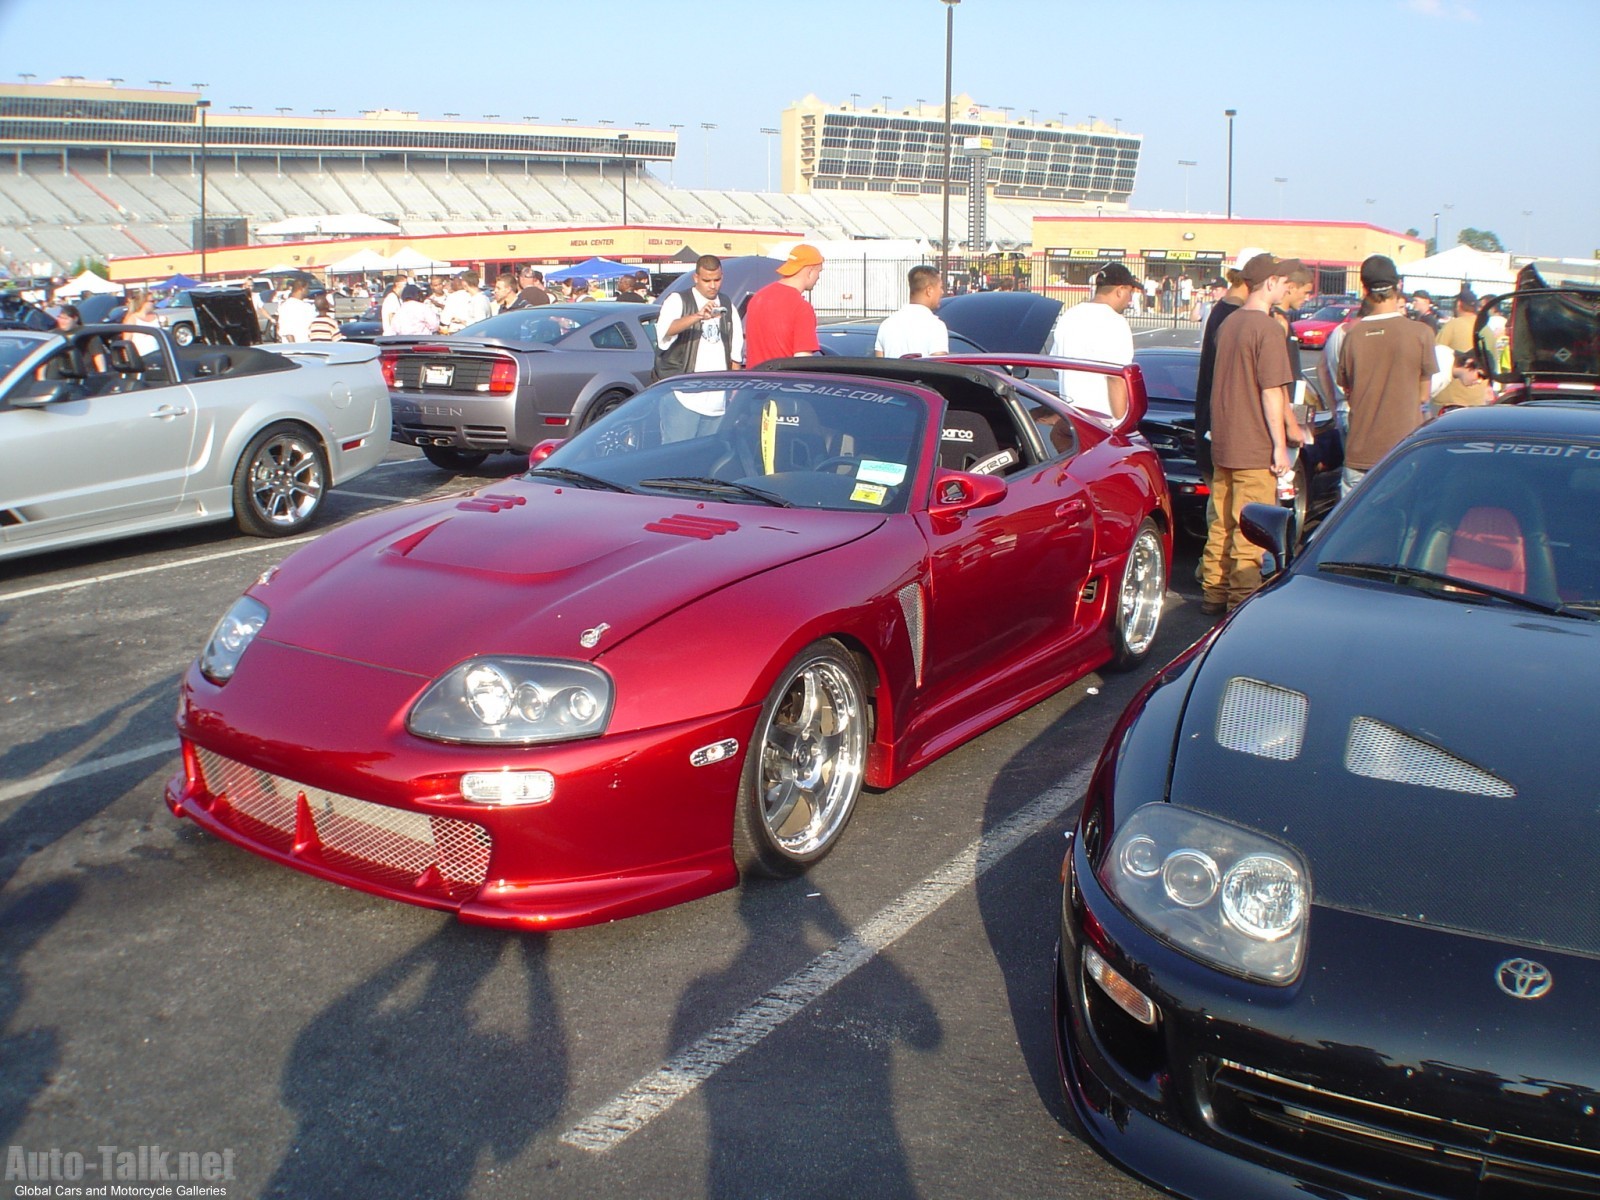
left=6, top=1143, right=235, bottom=1191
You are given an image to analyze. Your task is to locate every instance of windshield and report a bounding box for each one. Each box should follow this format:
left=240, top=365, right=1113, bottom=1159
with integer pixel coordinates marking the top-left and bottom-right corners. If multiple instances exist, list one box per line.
left=1309, top=305, right=1355, bottom=322
left=1306, top=436, right=1600, bottom=615
left=459, top=307, right=610, bottom=344
left=533, top=374, right=928, bottom=514
left=1133, top=352, right=1198, bottom=402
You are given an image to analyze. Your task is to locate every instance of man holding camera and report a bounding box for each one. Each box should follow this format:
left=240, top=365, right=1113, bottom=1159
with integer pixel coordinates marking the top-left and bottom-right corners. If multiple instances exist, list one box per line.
left=654, top=254, right=743, bottom=380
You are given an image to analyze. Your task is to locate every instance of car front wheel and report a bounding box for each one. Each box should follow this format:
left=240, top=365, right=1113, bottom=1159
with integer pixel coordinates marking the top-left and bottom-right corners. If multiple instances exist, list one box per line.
left=734, top=640, right=869, bottom=877
left=172, top=323, right=196, bottom=346
left=1108, top=518, right=1166, bottom=670
left=233, top=422, right=326, bottom=537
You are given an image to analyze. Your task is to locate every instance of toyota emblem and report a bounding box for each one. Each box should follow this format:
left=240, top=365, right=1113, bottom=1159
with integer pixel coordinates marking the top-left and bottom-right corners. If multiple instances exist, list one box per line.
left=1496, top=958, right=1553, bottom=999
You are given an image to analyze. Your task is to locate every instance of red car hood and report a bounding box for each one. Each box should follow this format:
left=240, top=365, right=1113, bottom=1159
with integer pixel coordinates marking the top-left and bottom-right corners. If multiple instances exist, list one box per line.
left=254, top=481, right=885, bottom=676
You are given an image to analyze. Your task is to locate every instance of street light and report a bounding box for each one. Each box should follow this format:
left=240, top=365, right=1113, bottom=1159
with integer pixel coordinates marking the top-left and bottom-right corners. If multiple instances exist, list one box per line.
left=197, top=99, right=210, bottom=281
left=1432, top=210, right=1440, bottom=253
left=1522, top=210, right=1533, bottom=255
left=1178, top=159, right=1197, bottom=214
left=940, top=0, right=960, bottom=281
left=149, top=80, right=170, bottom=89
left=669, top=123, right=684, bottom=185
left=1224, top=108, right=1237, bottom=219
left=618, top=133, right=629, bottom=226
left=760, top=127, right=780, bottom=192
left=700, top=122, right=717, bottom=188
left=1274, top=176, right=1287, bottom=220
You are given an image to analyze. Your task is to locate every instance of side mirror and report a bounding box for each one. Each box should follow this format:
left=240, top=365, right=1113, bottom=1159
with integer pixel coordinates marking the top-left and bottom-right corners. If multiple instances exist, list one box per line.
left=928, top=469, right=1006, bottom=531
left=528, top=439, right=563, bottom=468
left=8, top=381, right=75, bottom=408
left=1240, top=502, right=1294, bottom=576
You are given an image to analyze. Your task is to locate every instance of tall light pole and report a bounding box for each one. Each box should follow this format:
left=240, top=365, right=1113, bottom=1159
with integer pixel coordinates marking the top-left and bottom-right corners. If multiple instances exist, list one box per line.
left=1432, top=210, right=1440, bottom=254
left=700, top=123, right=717, bottom=188
left=669, top=123, right=684, bottom=185
left=197, top=99, right=210, bottom=281
left=760, top=127, right=780, bottom=192
left=939, top=0, right=960, bottom=281
left=1178, top=159, right=1196, bottom=214
left=618, top=133, right=629, bottom=226
left=1224, top=108, right=1237, bottom=219
left=1274, top=176, right=1287, bottom=220
left=1522, top=210, right=1533, bottom=255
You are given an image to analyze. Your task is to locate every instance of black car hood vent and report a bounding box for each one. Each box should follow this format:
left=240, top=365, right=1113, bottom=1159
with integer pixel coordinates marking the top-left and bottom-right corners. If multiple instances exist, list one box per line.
left=1168, top=573, right=1600, bottom=960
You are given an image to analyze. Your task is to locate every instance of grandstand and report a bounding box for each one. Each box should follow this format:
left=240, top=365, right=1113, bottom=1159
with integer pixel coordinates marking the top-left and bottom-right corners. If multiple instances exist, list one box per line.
left=0, top=79, right=1079, bottom=273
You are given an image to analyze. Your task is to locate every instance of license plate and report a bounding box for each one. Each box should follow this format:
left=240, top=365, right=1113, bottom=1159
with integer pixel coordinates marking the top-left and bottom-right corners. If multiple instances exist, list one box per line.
left=422, top=364, right=455, bottom=387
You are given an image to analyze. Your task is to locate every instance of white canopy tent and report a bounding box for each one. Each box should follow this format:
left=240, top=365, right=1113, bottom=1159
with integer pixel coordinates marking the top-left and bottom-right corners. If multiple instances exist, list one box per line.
left=1401, top=245, right=1517, bottom=298
left=389, top=247, right=462, bottom=274
left=326, top=248, right=396, bottom=274
left=55, top=270, right=124, bottom=298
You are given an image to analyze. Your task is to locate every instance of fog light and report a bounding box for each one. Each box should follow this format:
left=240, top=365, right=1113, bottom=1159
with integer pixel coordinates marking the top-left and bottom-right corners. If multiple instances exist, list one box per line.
left=460, top=770, right=555, bottom=806
left=1083, top=944, right=1158, bottom=1027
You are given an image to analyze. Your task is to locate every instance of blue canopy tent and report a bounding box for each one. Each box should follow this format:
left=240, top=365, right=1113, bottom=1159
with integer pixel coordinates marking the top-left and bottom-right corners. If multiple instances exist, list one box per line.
left=545, top=257, right=637, bottom=282
left=159, top=273, right=200, bottom=291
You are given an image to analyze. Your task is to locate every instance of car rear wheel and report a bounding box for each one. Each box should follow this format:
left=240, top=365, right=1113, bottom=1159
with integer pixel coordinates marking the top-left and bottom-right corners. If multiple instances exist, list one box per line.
left=579, top=389, right=630, bottom=430
left=1289, top=460, right=1310, bottom=549
left=172, top=322, right=196, bottom=346
left=233, top=422, right=326, bottom=537
left=421, top=445, right=489, bottom=472
left=734, top=640, right=869, bottom=877
left=1108, top=518, right=1166, bottom=670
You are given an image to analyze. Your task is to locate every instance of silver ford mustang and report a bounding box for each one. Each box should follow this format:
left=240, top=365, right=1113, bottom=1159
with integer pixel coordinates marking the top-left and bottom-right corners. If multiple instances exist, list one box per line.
left=0, top=322, right=391, bottom=562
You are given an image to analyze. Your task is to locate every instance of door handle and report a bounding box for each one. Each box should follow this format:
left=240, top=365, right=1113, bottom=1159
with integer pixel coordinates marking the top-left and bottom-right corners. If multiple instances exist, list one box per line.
left=1055, top=497, right=1088, bottom=521
left=148, top=405, right=190, bottom=419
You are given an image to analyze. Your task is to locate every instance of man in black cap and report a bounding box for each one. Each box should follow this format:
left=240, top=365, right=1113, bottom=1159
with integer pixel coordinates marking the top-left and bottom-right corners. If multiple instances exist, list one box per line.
left=1046, top=261, right=1142, bottom=420
left=1337, top=254, right=1438, bottom=496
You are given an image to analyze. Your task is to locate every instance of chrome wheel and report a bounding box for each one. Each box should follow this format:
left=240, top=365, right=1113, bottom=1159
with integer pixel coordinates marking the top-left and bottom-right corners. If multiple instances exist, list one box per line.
left=233, top=424, right=326, bottom=537
left=1111, top=519, right=1166, bottom=668
left=736, top=642, right=868, bottom=874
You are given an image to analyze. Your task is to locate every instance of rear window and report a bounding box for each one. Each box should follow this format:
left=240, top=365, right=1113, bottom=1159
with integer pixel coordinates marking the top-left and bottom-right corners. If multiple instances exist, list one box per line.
left=460, top=307, right=609, bottom=344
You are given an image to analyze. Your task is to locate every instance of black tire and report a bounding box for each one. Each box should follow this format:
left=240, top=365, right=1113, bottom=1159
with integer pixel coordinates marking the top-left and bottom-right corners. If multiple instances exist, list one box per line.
left=579, top=389, right=630, bottom=430
left=421, top=445, right=490, bottom=472
left=734, top=639, right=870, bottom=877
left=1289, top=461, right=1310, bottom=550
left=172, top=323, right=196, bottom=347
left=233, top=422, right=327, bottom=538
left=1108, top=518, right=1166, bottom=671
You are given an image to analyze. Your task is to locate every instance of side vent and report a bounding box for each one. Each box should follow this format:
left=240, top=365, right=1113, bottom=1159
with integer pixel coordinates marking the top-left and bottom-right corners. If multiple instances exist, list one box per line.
left=897, top=581, right=926, bottom=686
left=1080, top=579, right=1101, bottom=604
left=1345, top=717, right=1515, bottom=797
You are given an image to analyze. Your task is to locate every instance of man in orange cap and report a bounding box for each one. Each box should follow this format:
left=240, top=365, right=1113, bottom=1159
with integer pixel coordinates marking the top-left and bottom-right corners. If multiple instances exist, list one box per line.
left=744, top=244, right=824, bottom=366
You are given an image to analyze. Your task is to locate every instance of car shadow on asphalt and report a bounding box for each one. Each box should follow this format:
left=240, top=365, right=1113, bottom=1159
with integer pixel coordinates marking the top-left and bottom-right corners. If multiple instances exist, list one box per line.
left=0, top=880, right=79, bottom=1149
left=263, top=925, right=566, bottom=1200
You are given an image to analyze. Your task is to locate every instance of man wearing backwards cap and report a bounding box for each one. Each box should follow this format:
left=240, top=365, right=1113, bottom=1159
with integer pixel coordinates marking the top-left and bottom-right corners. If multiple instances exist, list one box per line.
left=1193, top=246, right=1266, bottom=480
left=1336, top=254, right=1437, bottom=496
left=744, top=244, right=825, bottom=366
left=1046, top=261, right=1143, bottom=421
left=1201, top=253, right=1298, bottom=612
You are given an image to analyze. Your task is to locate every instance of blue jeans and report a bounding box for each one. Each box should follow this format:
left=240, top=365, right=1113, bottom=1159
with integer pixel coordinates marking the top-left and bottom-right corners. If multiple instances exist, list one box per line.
left=1340, top=465, right=1367, bottom=498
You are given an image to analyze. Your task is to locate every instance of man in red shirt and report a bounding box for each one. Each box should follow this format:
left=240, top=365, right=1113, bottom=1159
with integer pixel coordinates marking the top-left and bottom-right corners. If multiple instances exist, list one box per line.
left=744, top=244, right=825, bottom=366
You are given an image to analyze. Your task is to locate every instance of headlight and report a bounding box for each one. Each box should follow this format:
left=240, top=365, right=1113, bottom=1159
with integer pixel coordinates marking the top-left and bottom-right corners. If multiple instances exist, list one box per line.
left=408, top=657, right=613, bottom=744
left=198, top=595, right=269, bottom=684
left=1098, top=805, right=1310, bottom=984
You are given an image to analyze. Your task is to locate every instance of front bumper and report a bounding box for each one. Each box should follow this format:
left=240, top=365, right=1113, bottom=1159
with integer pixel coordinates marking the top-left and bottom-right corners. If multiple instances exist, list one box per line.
left=1056, top=838, right=1600, bottom=1200
left=168, top=643, right=756, bottom=930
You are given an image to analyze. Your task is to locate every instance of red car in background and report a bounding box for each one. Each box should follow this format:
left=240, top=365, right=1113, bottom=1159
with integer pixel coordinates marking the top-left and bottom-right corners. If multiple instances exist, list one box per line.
left=168, top=356, right=1173, bottom=930
left=1291, top=302, right=1359, bottom=349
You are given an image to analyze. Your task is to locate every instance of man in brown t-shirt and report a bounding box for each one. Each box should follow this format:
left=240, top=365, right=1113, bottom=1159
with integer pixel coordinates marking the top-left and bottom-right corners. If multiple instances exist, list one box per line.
left=1200, top=253, right=1299, bottom=612
left=1338, top=255, right=1438, bottom=495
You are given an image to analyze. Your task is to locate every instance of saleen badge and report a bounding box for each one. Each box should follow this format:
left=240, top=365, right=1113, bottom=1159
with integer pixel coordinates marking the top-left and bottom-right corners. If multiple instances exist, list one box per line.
left=1496, top=958, right=1553, bottom=999
left=579, top=623, right=610, bottom=649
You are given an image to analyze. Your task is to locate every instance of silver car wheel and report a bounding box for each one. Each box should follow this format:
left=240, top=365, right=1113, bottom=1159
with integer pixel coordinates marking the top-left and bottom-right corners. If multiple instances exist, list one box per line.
left=738, top=644, right=868, bottom=873
left=246, top=430, right=324, bottom=530
left=1114, top=521, right=1165, bottom=665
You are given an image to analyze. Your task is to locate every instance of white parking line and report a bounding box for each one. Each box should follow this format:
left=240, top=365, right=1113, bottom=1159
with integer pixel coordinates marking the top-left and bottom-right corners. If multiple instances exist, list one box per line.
left=0, top=738, right=178, bottom=810
left=558, top=760, right=1093, bottom=1154
left=0, top=537, right=319, bottom=604
left=333, top=489, right=413, bottom=503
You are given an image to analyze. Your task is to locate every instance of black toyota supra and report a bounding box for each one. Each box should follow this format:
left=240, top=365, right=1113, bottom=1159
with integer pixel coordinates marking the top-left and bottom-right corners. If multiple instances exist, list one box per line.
left=1055, top=270, right=1600, bottom=1199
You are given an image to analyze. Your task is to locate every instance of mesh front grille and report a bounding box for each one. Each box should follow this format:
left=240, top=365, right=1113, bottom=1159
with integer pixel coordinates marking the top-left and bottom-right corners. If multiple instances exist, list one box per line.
left=1216, top=678, right=1308, bottom=761
left=194, top=748, right=491, bottom=898
left=1345, top=717, right=1516, bottom=798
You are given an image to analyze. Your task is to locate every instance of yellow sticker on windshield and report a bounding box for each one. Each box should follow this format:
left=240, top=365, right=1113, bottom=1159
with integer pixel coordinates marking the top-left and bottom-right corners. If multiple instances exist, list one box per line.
left=850, top=482, right=888, bottom=505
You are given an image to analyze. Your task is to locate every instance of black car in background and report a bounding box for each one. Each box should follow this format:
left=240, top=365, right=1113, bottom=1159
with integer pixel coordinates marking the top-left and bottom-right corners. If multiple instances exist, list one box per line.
left=1056, top=276, right=1600, bottom=1200
left=815, top=322, right=986, bottom=358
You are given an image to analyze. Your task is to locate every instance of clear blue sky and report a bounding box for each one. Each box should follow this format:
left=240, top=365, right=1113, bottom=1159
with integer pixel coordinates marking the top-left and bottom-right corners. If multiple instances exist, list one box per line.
left=2, top=0, right=1594, bottom=258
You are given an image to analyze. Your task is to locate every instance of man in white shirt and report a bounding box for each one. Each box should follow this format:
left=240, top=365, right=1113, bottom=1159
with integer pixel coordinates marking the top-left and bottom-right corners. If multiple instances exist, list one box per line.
left=441, top=271, right=492, bottom=333
left=1048, top=262, right=1141, bottom=420
left=655, top=255, right=745, bottom=440
left=274, top=280, right=316, bottom=343
left=379, top=276, right=409, bottom=336
left=875, top=265, right=950, bottom=358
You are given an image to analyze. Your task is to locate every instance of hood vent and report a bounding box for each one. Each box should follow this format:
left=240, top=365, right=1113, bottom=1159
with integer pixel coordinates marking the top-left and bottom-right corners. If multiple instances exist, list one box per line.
left=1345, top=717, right=1516, bottom=798
left=1216, top=677, right=1308, bottom=761
left=645, top=513, right=740, bottom=540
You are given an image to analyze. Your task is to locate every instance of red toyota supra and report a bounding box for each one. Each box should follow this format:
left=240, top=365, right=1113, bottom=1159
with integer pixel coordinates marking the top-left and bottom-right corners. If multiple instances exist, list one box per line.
left=168, top=356, right=1172, bottom=929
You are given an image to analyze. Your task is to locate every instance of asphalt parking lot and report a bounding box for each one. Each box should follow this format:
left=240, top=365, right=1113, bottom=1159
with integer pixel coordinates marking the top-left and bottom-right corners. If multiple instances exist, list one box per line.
left=1, top=350, right=1215, bottom=1200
